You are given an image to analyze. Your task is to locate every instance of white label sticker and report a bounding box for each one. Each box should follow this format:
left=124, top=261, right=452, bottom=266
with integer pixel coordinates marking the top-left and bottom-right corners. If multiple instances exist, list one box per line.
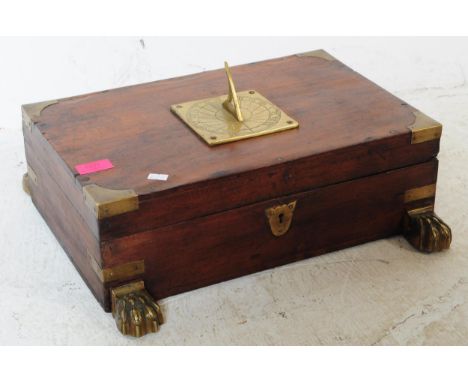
left=147, top=173, right=169, bottom=181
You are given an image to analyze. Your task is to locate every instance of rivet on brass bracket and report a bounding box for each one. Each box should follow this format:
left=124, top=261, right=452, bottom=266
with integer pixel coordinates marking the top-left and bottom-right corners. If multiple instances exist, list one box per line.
left=111, top=280, right=163, bottom=337
left=403, top=206, right=452, bottom=253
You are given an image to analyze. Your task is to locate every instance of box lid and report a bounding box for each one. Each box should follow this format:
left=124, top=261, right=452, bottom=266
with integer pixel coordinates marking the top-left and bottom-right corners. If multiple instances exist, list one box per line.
left=22, top=50, right=442, bottom=241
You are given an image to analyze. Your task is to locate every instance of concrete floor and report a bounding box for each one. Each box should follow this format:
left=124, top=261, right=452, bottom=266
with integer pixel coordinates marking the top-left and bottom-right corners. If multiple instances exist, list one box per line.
left=0, top=37, right=467, bottom=345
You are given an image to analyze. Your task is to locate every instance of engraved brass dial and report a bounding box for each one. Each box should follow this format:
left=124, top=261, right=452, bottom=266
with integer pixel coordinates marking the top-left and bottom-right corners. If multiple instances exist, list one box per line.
left=171, top=62, right=299, bottom=146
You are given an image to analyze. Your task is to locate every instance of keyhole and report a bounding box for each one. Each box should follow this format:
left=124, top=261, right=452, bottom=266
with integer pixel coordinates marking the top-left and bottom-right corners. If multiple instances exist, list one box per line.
left=278, top=213, right=284, bottom=224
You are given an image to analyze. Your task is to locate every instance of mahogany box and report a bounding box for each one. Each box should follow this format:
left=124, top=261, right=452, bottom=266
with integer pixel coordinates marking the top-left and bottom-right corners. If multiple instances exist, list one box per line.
left=21, top=50, right=451, bottom=337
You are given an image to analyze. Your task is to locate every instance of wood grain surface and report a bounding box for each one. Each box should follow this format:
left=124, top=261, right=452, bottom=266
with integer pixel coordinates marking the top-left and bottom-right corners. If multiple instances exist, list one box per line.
left=27, top=52, right=439, bottom=240
left=22, top=50, right=441, bottom=311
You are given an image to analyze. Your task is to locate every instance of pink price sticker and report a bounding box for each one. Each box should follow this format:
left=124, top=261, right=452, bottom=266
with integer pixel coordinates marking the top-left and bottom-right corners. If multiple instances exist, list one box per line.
left=75, top=159, right=114, bottom=175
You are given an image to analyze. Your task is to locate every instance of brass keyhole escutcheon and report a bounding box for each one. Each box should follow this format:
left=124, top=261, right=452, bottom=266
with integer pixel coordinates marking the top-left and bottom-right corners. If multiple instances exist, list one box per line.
left=265, top=201, right=297, bottom=237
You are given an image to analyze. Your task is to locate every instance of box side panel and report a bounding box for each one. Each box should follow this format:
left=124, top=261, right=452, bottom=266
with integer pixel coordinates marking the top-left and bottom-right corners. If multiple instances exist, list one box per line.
left=22, top=116, right=101, bottom=240
left=23, top=137, right=109, bottom=311
left=102, top=159, right=438, bottom=301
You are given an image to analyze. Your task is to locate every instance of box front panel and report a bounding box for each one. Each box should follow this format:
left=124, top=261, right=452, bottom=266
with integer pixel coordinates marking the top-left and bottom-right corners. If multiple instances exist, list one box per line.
left=102, top=159, right=438, bottom=302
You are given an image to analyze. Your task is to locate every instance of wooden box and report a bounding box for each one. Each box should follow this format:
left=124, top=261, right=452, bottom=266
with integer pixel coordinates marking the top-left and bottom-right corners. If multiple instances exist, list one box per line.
left=21, top=50, right=451, bottom=337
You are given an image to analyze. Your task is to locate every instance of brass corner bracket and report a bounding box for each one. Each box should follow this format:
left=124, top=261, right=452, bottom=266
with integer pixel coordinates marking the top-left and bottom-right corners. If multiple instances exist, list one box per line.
left=296, top=49, right=336, bottom=61
left=22, top=100, right=58, bottom=131
left=111, top=280, right=163, bottom=337
left=409, top=111, right=442, bottom=144
left=403, top=206, right=452, bottom=253
left=83, top=184, right=139, bottom=219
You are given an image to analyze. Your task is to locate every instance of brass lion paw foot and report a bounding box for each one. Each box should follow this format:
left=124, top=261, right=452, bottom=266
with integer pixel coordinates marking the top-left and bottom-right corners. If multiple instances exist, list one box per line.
left=403, top=207, right=452, bottom=253
left=111, top=281, right=163, bottom=337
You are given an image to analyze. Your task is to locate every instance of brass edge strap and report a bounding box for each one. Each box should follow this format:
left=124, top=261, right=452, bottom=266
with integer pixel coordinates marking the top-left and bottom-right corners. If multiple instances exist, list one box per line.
left=296, top=49, right=335, bottom=61
left=406, top=205, right=434, bottom=216
left=82, top=184, right=139, bottom=219
left=23, top=166, right=38, bottom=196
left=88, top=251, right=145, bottom=283
left=404, top=183, right=436, bottom=203
left=22, top=100, right=58, bottom=131
left=409, top=111, right=442, bottom=144
left=27, top=165, right=38, bottom=185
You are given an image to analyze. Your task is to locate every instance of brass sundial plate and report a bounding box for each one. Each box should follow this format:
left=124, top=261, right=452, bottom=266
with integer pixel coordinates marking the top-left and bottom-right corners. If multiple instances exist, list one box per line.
left=171, top=90, right=299, bottom=146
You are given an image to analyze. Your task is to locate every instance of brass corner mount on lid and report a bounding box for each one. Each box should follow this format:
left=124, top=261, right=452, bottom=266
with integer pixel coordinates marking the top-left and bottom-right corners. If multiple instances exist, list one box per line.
left=171, top=61, right=299, bottom=146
